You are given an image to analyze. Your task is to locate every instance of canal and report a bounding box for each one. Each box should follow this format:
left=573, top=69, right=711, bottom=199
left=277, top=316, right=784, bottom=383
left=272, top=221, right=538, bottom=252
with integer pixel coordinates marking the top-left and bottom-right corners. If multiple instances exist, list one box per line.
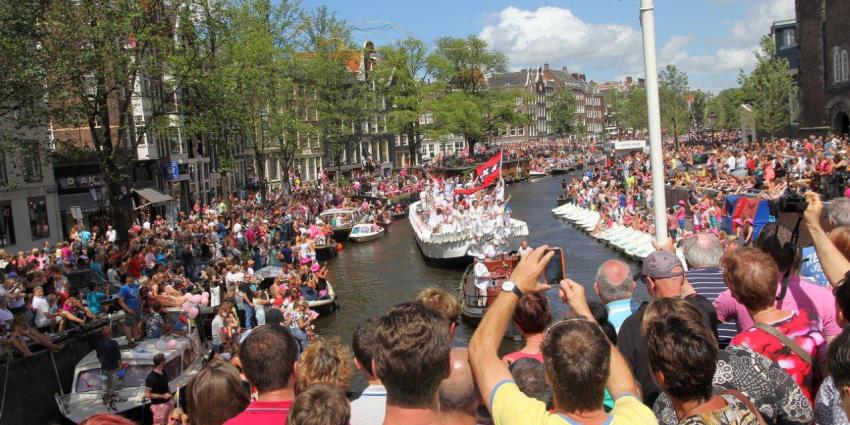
left=316, top=174, right=641, bottom=346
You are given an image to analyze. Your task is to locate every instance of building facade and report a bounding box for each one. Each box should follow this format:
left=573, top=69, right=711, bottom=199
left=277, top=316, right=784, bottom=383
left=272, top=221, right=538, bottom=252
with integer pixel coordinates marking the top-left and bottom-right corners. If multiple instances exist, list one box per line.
left=487, top=64, right=605, bottom=143
left=0, top=113, right=63, bottom=252
left=796, top=0, right=850, bottom=135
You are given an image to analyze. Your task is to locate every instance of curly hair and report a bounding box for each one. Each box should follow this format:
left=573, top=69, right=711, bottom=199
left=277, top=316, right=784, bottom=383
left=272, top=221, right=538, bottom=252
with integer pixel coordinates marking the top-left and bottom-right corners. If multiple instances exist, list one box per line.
left=415, top=287, right=461, bottom=324
left=295, top=337, right=353, bottom=391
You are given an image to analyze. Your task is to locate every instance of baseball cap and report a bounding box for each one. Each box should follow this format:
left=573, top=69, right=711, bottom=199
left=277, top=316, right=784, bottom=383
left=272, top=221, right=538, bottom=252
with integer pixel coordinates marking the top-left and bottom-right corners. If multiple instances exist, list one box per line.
left=641, top=251, right=684, bottom=280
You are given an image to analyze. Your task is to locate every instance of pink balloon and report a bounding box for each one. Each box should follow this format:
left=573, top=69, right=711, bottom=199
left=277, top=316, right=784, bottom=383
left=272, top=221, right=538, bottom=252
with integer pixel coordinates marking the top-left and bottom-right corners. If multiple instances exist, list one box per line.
left=189, top=307, right=199, bottom=319
left=202, top=291, right=210, bottom=298
left=200, top=295, right=210, bottom=306
left=182, top=302, right=192, bottom=313
left=166, top=340, right=177, bottom=349
left=191, top=294, right=203, bottom=304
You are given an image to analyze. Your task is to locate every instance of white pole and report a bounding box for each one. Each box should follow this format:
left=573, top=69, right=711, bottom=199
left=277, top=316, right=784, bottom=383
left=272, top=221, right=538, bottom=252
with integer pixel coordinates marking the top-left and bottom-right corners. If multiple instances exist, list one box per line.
left=640, top=0, right=668, bottom=243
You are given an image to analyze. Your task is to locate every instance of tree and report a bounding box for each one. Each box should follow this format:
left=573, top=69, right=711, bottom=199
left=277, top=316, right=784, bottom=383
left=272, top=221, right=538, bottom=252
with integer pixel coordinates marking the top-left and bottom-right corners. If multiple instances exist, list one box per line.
left=216, top=0, right=301, bottom=200
left=739, top=35, right=795, bottom=139
left=425, top=35, right=525, bottom=154
left=297, top=6, right=372, bottom=180
left=31, top=1, right=214, bottom=244
left=690, top=90, right=708, bottom=132
left=705, top=88, right=744, bottom=130
left=622, top=86, right=648, bottom=133
left=549, top=89, right=578, bottom=139
left=374, top=38, right=431, bottom=166
left=427, top=36, right=508, bottom=95
left=659, top=64, right=690, bottom=149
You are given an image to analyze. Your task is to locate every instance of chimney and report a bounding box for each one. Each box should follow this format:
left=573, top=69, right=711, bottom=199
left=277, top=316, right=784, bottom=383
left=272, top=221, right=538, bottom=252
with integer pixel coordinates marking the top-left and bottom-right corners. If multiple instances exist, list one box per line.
left=543, top=63, right=549, bottom=71
left=579, top=74, right=586, bottom=81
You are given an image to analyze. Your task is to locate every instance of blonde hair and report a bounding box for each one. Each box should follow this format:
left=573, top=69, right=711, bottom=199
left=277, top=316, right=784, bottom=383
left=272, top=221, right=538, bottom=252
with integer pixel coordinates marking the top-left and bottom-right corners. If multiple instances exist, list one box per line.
left=415, top=287, right=460, bottom=324
left=295, top=337, right=352, bottom=391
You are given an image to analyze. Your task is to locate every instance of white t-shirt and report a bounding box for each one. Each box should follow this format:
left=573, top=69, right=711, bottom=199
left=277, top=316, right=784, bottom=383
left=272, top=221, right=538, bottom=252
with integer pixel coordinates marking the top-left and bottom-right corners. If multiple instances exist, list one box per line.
left=350, top=384, right=387, bottom=425
left=106, top=229, right=117, bottom=242
left=32, top=296, right=52, bottom=328
left=211, top=315, right=225, bottom=346
left=473, top=262, right=491, bottom=290
left=518, top=246, right=533, bottom=258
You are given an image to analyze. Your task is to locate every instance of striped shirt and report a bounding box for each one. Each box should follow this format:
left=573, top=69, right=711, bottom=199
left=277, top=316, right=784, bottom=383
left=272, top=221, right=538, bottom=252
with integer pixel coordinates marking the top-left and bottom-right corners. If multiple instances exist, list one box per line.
left=687, top=267, right=737, bottom=347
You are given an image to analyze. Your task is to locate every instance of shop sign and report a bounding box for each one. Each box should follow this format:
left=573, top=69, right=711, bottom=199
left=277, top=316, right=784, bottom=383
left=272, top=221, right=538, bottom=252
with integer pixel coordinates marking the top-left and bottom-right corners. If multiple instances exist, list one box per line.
left=58, top=175, right=102, bottom=189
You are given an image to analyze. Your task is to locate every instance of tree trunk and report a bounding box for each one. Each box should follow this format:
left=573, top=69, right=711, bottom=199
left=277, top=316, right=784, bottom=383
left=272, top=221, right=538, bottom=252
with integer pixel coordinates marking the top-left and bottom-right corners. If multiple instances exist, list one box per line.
left=406, top=128, right=418, bottom=167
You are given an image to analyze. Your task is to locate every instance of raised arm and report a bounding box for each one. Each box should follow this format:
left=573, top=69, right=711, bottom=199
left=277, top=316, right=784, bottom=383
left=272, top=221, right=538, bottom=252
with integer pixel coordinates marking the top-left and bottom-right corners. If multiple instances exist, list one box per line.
left=469, top=246, right=553, bottom=411
left=804, top=191, right=850, bottom=286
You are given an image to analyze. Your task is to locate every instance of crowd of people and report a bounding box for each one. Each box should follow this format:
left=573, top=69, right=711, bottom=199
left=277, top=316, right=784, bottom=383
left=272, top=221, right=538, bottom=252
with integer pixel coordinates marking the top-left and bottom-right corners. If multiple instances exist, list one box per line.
left=14, top=133, right=850, bottom=425
left=77, top=188, right=850, bottom=425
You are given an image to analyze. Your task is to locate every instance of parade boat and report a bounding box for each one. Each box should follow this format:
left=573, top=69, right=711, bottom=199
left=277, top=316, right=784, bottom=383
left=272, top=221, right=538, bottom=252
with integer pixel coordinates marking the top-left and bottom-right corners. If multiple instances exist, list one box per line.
left=255, top=266, right=340, bottom=315
left=409, top=200, right=529, bottom=265
left=391, top=204, right=408, bottom=219
left=318, top=208, right=366, bottom=240
left=348, top=223, right=385, bottom=243
left=457, top=256, right=519, bottom=324
left=55, top=310, right=203, bottom=424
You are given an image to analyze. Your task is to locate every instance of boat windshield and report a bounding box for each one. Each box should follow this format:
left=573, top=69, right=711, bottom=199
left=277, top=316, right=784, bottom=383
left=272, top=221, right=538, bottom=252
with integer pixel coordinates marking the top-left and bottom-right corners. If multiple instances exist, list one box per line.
left=75, top=365, right=152, bottom=393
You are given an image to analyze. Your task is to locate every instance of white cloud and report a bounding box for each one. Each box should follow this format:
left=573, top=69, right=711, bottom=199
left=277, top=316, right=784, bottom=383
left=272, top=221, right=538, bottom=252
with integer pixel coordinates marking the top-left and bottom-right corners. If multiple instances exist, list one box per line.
left=479, top=7, right=644, bottom=75
left=478, top=0, right=795, bottom=91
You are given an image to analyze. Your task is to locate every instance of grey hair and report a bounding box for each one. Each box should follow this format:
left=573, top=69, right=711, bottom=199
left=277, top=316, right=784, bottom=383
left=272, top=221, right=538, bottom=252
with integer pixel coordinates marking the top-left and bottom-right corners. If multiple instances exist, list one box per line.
left=829, top=198, right=850, bottom=227
left=595, top=260, right=634, bottom=301
left=682, top=233, right=723, bottom=268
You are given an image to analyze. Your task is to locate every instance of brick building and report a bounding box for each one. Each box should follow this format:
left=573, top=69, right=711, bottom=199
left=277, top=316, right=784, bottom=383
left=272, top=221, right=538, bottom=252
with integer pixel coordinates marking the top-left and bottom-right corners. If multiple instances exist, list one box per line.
left=487, top=64, right=605, bottom=143
left=796, top=0, right=850, bottom=135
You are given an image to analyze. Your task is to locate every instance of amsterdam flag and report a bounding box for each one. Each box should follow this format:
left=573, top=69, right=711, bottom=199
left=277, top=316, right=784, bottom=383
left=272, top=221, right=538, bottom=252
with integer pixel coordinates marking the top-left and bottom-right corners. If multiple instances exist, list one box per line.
left=454, top=151, right=503, bottom=195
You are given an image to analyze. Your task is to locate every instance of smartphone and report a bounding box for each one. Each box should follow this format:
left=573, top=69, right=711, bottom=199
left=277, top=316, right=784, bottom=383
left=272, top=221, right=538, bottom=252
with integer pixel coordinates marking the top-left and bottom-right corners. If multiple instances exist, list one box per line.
left=543, top=247, right=566, bottom=287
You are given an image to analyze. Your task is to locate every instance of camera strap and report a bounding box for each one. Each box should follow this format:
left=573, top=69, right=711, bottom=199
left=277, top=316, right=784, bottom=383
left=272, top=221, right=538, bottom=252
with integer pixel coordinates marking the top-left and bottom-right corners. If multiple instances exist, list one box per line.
left=776, top=216, right=803, bottom=302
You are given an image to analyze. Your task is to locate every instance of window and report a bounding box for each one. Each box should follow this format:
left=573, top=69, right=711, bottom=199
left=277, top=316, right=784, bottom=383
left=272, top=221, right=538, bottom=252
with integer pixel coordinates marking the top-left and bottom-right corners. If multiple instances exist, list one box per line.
left=843, top=50, right=849, bottom=82
left=0, top=151, right=6, bottom=186
left=0, top=203, right=14, bottom=247
left=835, top=49, right=842, bottom=83
left=28, top=197, right=49, bottom=240
left=22, top=141, right=42, bottom=183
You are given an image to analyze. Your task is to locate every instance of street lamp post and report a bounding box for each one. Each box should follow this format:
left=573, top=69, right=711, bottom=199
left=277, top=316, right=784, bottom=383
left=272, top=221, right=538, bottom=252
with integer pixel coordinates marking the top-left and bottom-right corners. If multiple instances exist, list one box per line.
left=639, top=0, right=668, bottom=243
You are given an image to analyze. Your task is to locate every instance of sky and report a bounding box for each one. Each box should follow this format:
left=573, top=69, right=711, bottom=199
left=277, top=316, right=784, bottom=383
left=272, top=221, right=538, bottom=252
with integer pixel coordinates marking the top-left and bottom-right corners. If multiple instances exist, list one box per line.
left=299, top=0, right=796, bottom=93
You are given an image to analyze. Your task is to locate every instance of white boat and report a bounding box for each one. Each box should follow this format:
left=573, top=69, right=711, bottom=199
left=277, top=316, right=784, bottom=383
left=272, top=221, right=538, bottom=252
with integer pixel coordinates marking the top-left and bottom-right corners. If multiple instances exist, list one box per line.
left=529, top=170, right=548, bottom=178
left=409, top=201, right=530, bottom=264
left=55, top=310, right=203, bottom=424
left=349, top=223, right=385, bottom=243
left=318, top=208, right=367, bottom=240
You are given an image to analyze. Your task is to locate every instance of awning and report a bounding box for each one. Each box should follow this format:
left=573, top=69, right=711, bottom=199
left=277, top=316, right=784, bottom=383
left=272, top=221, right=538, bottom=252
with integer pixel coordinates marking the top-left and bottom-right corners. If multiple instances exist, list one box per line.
left=58, top=193, right=101, bottom=213
left=133, top=187, right=173, bottom=209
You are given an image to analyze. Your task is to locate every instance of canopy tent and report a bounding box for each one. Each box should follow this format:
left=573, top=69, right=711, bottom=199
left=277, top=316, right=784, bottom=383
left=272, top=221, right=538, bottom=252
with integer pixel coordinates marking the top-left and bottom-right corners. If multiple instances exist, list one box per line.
left=133, top=187, right=173, bottom=210
left=722, top=194, right=771, bottom=239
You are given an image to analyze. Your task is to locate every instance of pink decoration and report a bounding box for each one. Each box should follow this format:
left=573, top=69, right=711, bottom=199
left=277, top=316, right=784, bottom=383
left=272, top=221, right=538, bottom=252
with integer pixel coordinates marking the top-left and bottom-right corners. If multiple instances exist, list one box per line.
left=182, top=302, right=192, bottom=313
left=166, top=340, right=177, bottom=349
left=201, top=295, right=210, bottom=306
left=191, top=294, right=203, bottom=304
left=189, top=307, right=199, bottom=319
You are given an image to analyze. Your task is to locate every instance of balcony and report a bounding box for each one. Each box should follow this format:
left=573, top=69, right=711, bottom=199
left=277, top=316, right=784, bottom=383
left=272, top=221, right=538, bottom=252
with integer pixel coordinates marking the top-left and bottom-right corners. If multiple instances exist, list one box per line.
left=136, top=143, right=159, bottom=161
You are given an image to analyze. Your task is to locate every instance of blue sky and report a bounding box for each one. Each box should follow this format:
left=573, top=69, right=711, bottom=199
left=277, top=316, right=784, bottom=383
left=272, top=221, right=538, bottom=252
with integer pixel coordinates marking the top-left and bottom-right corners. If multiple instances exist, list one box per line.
left=299, top=0, right=795, bottom=92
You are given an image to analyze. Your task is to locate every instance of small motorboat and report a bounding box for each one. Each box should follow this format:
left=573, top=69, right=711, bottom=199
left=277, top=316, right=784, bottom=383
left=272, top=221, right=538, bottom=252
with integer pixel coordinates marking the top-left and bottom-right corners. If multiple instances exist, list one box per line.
left=458, top=256, right=519, bottom=324
left=319, top=208, right=367, bottom=240
left=56, top=310, right=203, bottom=424
left=255, top=268, right=340, bottom=316
left=529, top=170, right=548, bottom=179
left=315, top=244, right=338, bottom=261
left=349, top=223, right=385, bottom=243
left=391, top=204, right=408, bottom=219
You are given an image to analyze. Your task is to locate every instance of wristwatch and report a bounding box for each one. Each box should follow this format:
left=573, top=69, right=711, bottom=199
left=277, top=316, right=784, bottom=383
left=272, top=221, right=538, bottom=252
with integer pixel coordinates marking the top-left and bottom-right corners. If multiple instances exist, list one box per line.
left=501, top=280, right=523, bottom=298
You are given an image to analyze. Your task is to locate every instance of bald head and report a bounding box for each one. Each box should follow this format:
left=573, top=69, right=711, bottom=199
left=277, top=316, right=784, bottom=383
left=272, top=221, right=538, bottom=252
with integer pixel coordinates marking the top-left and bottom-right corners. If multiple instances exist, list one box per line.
left=595, top=260, right=634, bottom=303
left=682, top=233, right=722, bottom=269
left=439, top=348, right=480, bottom=414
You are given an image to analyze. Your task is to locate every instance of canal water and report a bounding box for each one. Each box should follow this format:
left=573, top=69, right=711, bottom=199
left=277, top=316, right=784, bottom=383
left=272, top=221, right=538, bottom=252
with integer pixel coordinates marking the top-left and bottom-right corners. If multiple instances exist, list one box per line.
left=316, top=174, right=640, bottom=346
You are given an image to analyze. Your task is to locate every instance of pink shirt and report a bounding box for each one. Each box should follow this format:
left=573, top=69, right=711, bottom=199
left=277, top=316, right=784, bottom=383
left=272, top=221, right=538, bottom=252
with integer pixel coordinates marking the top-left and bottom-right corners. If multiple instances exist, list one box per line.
left=714, top=275, right=841, bottom=337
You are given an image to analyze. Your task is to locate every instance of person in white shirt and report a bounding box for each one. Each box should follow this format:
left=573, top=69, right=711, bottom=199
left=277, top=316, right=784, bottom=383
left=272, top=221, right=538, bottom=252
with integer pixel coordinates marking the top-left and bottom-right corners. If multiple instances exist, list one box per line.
left=31, top=287, right=55, bottom=330
left=518, top=240, right=533, bottom=259
left=725, top=154, right=736, bottom=173
left=350, top=318, right=386, bottom=425
left=106, top=225, right=117, bottom=243
left=473, top=255, right=491, bottom=307
left=210, top=305, right=227, bottom=352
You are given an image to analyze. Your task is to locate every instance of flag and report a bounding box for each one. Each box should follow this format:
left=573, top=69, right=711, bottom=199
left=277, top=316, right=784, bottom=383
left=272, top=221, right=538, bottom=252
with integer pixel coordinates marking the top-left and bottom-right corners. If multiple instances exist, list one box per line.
left=454, top=151, right=502, bottom=195
left=476, top=151, right=502, bottom=187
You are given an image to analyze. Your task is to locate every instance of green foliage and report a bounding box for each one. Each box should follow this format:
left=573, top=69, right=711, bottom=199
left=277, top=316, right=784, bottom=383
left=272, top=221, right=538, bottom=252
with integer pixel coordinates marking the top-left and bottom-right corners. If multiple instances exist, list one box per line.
left=424, top=35, right=522, bottom=153
left=427, top=36, right=508, bottom=95
left=622, top=86, right=648, bottom=132
left=659, top=64, right=690, bottom=147
left=738, top=35, right=795, bottom=138
left=705, top=88, right=744, bottom=130
left=690, top=90, right=708, bottom=131
left=549, top=89, right=578, bottom=138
